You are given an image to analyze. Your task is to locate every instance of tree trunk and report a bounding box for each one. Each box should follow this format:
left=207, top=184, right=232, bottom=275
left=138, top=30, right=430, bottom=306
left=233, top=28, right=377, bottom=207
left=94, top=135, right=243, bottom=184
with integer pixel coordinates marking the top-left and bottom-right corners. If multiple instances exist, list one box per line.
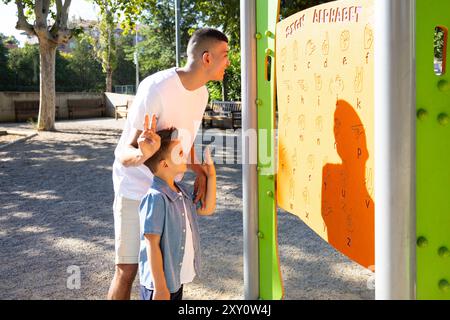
left=37, top=39, right=57, bottom=131
left=106, top=67, right=113, bottom=92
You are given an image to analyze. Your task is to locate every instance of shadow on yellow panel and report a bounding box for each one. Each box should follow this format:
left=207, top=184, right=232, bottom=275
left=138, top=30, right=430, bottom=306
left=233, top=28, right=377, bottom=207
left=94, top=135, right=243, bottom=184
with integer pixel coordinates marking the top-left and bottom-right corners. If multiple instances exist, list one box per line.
left=321, top=100, right=374, bottom=270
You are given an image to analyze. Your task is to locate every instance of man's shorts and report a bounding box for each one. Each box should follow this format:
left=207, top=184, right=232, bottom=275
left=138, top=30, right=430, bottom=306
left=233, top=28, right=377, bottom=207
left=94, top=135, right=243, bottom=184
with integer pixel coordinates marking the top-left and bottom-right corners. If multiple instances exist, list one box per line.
left=113, top=195, right=141, bottom=264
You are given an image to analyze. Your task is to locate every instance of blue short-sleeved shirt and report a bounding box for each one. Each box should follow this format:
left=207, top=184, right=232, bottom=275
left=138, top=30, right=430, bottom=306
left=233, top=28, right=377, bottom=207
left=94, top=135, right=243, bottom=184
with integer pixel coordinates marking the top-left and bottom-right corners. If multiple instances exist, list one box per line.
left=138, top=176, right=201, bottom=293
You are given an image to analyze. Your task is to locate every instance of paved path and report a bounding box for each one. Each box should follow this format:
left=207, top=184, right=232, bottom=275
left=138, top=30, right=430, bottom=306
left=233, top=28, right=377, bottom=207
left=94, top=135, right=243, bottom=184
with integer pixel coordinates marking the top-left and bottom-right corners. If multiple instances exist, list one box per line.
left=0, top=118, right=373, bottom=300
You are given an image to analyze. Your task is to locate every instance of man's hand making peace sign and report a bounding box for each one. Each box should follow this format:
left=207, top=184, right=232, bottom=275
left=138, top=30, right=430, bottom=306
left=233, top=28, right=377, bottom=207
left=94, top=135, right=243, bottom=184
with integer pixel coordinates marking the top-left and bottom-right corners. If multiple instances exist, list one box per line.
left=137, top=114, right=161, bottom=161
left=120, top=113, right=160, bottom=167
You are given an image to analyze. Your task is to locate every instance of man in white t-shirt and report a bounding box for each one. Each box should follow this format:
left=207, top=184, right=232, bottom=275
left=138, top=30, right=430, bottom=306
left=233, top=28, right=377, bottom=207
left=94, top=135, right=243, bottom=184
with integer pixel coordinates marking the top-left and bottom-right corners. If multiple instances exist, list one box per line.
left=107, top=28, right=230, bottom=300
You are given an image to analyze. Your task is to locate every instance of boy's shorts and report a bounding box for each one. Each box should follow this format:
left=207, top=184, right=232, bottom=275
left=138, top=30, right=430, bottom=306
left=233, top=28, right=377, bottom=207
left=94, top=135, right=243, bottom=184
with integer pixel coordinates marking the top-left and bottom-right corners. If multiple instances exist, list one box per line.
left=113, top=195, right=141, bottom=264
left=140, top=285, right=183, bottom=300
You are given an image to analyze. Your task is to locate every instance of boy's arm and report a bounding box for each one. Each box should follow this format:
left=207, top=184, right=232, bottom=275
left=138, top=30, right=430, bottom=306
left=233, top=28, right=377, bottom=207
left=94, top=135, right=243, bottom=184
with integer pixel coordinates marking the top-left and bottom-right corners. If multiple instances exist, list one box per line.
left=144, top=233, right=170, bottom=300
left=196, top=147, right=216, bottom=216
left=119, top=114, right=161, bottom=167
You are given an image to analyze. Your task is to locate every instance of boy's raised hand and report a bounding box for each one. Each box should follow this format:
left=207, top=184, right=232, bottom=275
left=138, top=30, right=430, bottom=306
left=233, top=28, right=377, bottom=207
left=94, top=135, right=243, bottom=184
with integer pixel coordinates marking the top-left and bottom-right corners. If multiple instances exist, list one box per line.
left=193, top=146, right=215, bottom=209
left=137, top=114, right=161, bottom=161
left=203, top=146, right=216, bottom=177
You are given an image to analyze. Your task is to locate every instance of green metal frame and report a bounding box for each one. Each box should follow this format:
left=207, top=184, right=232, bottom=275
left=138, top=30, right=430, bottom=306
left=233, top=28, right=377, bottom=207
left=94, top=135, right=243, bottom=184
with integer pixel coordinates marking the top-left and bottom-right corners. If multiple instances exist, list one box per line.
left=255, top=0, right=283, bottom=300
left=416, top=0, right=450, bottom=300
left=252, top=0, right=450, bottom=300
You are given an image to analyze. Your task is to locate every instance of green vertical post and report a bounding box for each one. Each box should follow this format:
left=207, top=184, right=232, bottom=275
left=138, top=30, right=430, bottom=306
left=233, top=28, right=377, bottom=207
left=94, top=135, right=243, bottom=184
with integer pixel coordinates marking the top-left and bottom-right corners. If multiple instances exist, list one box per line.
left=255, top=0, right=283, bottom=300
left=416, top=0, right=450, bottom=300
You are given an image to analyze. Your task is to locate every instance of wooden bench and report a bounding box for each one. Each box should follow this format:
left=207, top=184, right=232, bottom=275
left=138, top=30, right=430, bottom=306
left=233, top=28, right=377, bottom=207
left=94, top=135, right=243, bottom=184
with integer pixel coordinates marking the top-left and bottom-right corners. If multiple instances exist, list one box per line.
left=208, top=100, right=242, bottom=129
left=14, top=100, right=60, bottom=122
left=67, top=98, right=105, bottom=119
left=202, top=106, right=214, bottom=128
left=115, top=100, right=132, bottom=120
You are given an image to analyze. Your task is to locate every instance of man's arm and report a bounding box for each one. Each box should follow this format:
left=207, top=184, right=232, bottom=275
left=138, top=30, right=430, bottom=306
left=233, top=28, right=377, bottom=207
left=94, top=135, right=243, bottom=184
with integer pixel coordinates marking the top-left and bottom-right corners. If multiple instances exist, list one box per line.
left=144, top=234, right=170, bottom=300
left=187, top=145, right=208, bottom=209
left=196, top=147, right=216, bottom=216
left=119, top=114, right=161, bottom=167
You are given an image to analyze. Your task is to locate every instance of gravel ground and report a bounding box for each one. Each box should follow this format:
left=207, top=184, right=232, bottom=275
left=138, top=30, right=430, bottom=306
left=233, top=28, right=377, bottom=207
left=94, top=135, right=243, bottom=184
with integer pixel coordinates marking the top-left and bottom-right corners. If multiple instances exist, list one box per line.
left=0, top=118, right=374, bottom=300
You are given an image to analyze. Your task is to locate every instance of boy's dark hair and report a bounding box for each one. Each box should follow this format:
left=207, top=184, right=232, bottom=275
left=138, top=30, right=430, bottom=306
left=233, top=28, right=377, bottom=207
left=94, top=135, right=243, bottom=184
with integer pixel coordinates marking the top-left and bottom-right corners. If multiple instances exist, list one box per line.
left=187, top=28, right=228, bottom=59
left=144, top=128, right=178, bottom=174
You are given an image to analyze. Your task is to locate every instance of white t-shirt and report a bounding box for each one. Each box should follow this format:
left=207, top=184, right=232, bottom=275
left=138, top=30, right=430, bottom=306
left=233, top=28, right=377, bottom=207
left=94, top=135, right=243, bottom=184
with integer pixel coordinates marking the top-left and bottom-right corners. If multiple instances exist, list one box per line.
left=112, top=67, right=209, bottom=200
left=179, top=194, right=196, bottom=284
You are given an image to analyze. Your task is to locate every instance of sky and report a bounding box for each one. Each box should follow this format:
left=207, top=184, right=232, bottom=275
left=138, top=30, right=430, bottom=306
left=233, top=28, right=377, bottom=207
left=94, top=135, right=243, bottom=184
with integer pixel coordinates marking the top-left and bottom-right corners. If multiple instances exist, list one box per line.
left=0, top=0, right=100, bottom=45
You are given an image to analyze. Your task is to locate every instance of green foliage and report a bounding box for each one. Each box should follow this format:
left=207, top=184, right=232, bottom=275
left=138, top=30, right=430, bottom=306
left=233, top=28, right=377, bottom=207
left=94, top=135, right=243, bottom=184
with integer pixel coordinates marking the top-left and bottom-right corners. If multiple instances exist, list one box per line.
left=0, top=39, right=11, bottom=87
left=55, top=50, right=76, bottom=90
left=65, top=35, right=105, bottom=92
left=90, top=1, right=153, bottom=90
left=0, top=35, right=107, bottom=92
left=95, top=9, right=117, bottom=75
left=134, top=0, right=335, bottom=101
left=135, top=0, right=242, bottom=101
left=134, top=25, right=175, bottom=77
left=224, top=49, right=241, bottom=101
left=7, top=44, right=40, bottom=90
left=434, top=27, right=446, bottom=61
left=2, top=34, right=20, bottom=47
left=133, top=0, right=200, bottom=78
left=206, top=81, right=223, bottom=101
left=94, top=0, right=151, bottom=34
left=1, top=0, right=316, bottom=100
left=280, top=0, right=334, bottom=18
left=113, top=33, right=137, bottom=86
left=185, top=0, right=240, bottom=101
left=192, top=0, right=240, bottom=50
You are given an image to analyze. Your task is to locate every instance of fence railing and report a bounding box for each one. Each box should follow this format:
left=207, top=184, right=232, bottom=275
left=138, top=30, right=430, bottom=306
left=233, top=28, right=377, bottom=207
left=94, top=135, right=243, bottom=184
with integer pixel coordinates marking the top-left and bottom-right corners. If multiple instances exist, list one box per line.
left=114, top=85, right=136, bottom=95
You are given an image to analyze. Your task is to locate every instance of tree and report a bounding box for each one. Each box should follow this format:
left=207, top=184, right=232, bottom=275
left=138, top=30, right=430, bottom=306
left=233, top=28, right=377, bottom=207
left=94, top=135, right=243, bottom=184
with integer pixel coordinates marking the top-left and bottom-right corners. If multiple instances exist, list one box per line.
left=192, top=0, right=239, bottom=49
left=134, top=23, right=176, bottom=77
left=55, top=50, right=78, bottom=91
left=223, top=49, right=241, bottom=101
left=7, top=44, right=40, bottom=91
left=192, top=0, right=239, bottom=100
left=4, top=41, right=106, bottom=92
left=67, top=34, right=104, bottom=92
left=2, top=0, right=75, bottom=130
left=135, top=0, right=199, bottom=78
left=113, top=32, right=136, bottom=88
left=87, top=7, right=117, bottom=92
left=3, top=0, right=150, bottom=131
left=190, top=0, right=335, bottom=101
left=280, top=0, right=334, bottom=18
left=434, top=27, right=445, bottom=61
left=1, top=34, right=20, bottom=48
left=122, top=0, right=241, bottom=100
left=89, top=0, right=151, bottom=92
left=0, top=34, right=12, bottom=89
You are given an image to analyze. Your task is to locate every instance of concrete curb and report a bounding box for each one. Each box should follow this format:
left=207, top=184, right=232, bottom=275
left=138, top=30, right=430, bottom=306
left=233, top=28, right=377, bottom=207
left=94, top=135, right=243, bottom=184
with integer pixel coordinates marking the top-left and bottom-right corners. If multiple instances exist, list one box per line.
left=0, top=131, right=38, bottom=151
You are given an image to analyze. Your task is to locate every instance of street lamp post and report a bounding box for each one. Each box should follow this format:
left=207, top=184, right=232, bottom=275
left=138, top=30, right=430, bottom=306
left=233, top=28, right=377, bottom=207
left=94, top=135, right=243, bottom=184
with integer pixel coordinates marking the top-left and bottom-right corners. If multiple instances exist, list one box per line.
left=134, top=25, right=139, bottom=93
left=175, top=0, right=181, bottom=67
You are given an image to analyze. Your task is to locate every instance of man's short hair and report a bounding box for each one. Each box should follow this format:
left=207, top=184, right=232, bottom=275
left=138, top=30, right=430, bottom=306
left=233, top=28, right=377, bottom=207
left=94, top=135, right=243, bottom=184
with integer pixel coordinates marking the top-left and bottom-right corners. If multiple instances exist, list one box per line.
left=187, top=28, right=228, bottom=59
left=144, top=128, right=178, bottom=174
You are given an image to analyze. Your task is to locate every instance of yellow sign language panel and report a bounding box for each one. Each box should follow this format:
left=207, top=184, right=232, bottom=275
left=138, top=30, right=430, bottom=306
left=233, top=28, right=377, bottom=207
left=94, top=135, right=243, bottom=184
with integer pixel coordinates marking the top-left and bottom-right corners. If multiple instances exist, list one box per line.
left=276, top=0, right=374, bottom=269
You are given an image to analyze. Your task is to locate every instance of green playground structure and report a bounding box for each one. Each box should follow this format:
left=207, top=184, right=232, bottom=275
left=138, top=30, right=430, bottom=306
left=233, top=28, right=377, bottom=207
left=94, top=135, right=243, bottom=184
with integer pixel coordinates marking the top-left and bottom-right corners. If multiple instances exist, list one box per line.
left=416, top=0, right=450, bottom=300
left=241, top=0, right=450, bottom=300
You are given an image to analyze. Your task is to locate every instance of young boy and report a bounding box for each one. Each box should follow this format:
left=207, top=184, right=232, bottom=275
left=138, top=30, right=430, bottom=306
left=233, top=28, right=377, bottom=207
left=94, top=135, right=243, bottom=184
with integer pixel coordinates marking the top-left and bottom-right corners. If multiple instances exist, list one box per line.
left=138, top=127, right=216, bottom=300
